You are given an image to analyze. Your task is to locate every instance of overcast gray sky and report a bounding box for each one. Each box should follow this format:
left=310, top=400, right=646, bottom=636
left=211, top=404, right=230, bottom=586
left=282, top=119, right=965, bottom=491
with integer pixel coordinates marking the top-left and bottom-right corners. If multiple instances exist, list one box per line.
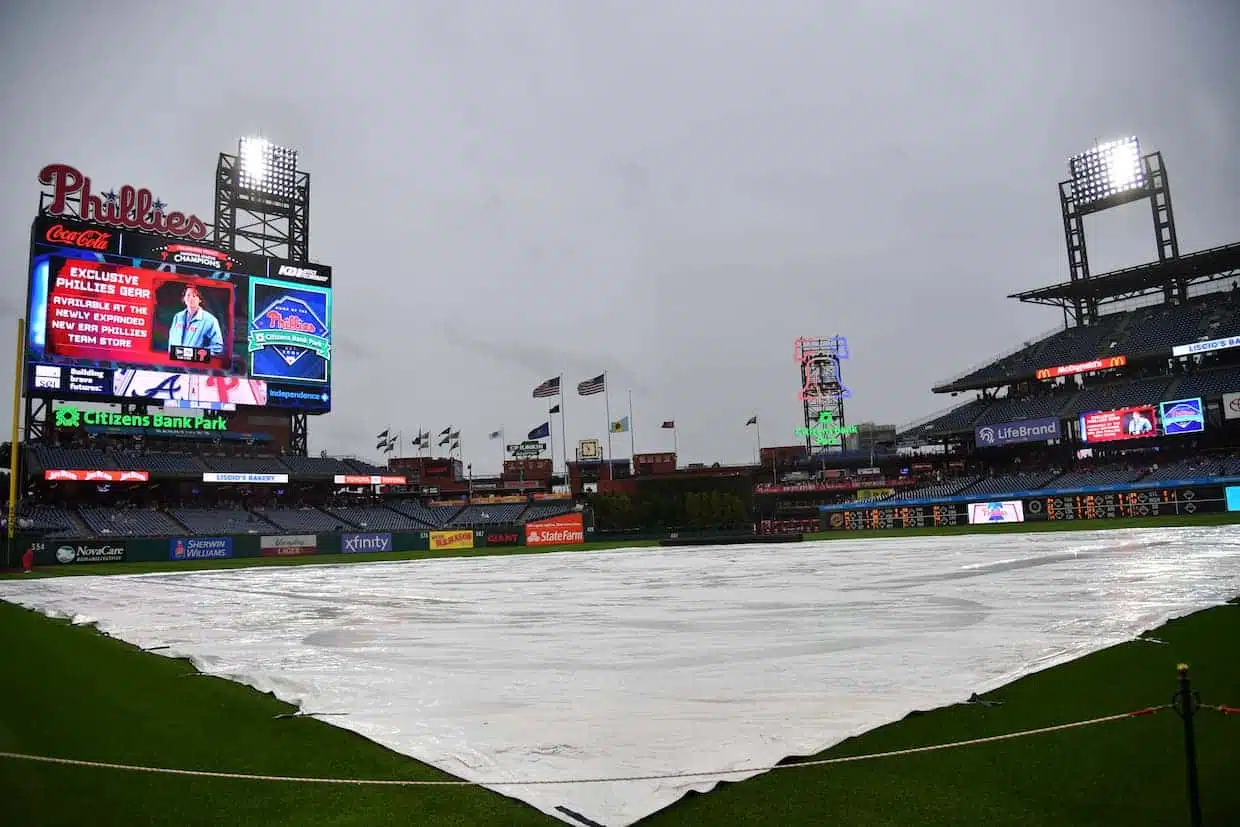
left=2, top=0, right=1239, bottom=472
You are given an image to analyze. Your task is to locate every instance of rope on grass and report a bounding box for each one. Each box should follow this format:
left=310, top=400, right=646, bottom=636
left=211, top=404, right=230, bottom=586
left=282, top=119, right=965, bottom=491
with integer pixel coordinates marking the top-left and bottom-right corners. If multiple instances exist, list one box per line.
left=0, top=705, right=1169, bottom=787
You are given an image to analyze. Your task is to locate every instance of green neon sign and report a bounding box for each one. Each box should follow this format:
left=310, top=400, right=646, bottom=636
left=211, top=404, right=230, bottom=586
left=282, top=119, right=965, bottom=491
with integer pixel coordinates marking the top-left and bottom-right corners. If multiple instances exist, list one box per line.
left=54, top=404, right=228, bottom=432
left=795, top=411, right=858, bottom=447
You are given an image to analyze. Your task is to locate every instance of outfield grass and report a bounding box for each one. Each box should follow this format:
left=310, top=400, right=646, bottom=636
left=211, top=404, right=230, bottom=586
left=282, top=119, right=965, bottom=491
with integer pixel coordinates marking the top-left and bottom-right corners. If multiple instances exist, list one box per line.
left=0, top=590, right=1237, bottom=825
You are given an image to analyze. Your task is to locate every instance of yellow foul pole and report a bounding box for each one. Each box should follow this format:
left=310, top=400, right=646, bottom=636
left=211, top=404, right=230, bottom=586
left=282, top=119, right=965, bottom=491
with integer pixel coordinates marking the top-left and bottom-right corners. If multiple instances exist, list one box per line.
left=8, top=318, right=25, bottom=545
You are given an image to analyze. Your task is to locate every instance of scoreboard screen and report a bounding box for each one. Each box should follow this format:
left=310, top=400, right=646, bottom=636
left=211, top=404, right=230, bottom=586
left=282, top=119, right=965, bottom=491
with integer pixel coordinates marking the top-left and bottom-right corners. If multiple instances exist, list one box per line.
left=825, top=486, right=1224, bottom=531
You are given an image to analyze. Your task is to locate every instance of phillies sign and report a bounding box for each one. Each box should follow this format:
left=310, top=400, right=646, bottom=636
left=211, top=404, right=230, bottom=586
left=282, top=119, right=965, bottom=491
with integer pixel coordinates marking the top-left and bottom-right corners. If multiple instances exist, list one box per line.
left=39, top=163, right=208, bottom=241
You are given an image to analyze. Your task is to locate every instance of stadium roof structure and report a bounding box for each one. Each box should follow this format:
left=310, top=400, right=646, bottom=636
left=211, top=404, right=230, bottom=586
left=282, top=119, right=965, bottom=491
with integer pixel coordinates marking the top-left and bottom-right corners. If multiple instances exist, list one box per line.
left=1009, top=241, right=1240, bottom=309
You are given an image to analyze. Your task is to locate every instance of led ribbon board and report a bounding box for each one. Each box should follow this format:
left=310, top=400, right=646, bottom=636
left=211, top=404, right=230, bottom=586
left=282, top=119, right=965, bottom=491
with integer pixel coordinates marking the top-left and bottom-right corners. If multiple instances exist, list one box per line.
left=54, top=403, right=228, bottom=433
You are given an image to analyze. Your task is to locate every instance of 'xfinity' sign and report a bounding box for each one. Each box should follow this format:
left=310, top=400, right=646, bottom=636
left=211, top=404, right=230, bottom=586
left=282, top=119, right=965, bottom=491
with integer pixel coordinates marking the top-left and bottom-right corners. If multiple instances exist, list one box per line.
left=975, top=417, right=1061, bottom=447
left=342, top=532, right=393, bottom=553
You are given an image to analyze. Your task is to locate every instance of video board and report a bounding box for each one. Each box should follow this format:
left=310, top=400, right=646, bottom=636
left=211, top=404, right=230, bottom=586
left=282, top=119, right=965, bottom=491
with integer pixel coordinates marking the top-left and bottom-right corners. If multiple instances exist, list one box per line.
left=25, top=215, right=332, bottom=412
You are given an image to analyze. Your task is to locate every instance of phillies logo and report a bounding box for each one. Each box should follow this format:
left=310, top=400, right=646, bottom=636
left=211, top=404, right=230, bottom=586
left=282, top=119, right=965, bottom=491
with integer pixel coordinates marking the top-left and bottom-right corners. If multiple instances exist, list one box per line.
left=39, top=163, right=208, bottom=241
left=44, top=223, right=112, bottom=252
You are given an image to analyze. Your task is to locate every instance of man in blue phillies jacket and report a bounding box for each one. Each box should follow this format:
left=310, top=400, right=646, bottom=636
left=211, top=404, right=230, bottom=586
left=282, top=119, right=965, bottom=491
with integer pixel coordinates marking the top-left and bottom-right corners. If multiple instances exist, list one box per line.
left=167, top=285, right=223, bottom=356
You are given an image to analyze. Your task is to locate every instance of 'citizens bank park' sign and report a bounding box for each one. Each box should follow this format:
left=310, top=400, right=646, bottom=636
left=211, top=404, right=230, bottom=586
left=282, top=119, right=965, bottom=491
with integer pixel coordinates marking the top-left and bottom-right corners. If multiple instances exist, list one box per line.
left=39, top=164, right=208, bottom=241
left=54, top=404, right=227, bottom=433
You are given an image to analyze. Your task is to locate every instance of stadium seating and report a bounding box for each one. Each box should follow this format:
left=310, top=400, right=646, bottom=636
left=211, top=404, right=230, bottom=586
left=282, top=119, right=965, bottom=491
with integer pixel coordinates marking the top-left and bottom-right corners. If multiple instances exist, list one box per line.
left=962, top=472, right=1060, bottom=497
left=32, top=445, right=116, bottom=471
left=1046, top=466, right=1146, bottom=489
left=387, top=500, right=450, bottom=526
left=280, top=455, right=355, bottom=476
left=448, top=503, right=527, bottom=526
left=167, top=506, right=276, bottom=534
left=251, top=506, right=346, bottom=532
left=112, top=451, right=206, bottom=474
left=521, top=502, right=577, bottom=522
left=77, top=505, right=185, bottom=537
left=200, top=455, right=290, bottom=474
left=20, top=504, right=81, bottom=537
left=322, top=505, right=427, bottom=531
left=885, top=476, right=981, bottom=502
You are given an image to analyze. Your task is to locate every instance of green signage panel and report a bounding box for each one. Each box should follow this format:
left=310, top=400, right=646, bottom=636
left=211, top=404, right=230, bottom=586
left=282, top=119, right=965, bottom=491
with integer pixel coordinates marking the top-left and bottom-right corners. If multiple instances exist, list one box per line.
left=55, top=404, right=228, bottom=433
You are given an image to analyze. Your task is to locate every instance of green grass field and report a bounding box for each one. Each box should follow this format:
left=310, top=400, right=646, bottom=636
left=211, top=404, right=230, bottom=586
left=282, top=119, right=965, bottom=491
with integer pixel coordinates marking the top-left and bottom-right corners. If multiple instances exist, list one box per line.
left=1, top=517, right=1238, bottom=826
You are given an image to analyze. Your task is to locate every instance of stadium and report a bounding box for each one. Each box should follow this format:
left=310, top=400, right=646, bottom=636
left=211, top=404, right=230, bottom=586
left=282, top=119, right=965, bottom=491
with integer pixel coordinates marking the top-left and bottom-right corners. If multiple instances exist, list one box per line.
left=2, top=135, right=1240, bottom=827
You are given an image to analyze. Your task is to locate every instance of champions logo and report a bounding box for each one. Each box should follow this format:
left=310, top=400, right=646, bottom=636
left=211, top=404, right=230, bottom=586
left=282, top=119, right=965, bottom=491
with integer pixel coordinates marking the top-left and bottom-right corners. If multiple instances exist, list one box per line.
left=249, top=294, right=330, bottom=367
left=153, top=244, right=242, bottom=270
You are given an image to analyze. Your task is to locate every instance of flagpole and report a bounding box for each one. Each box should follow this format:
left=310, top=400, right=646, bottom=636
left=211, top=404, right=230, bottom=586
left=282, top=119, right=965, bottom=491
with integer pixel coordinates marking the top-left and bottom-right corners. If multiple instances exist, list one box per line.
left=627, top=388, right=636, bottom=456
left=603, top=371, right=613, bottom=480
left=673, top=425, right=678, bottom=460
left=558, top=374, right=568, bottom=477
left=500, top=426, right=506, bottom=475
left=547, top=403, right=555, bottom=474
left=754, top=416, right=762, bottom=464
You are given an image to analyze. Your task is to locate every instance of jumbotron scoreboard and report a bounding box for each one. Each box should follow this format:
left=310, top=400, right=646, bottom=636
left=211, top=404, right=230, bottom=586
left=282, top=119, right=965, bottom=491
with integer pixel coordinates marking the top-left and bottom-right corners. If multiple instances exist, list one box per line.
left=825, top=485, right=1225, bottom=531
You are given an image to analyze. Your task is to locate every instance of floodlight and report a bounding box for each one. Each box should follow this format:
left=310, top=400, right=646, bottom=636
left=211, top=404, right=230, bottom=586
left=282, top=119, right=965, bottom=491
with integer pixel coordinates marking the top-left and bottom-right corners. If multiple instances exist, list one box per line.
left=1069, top=136, right=1148, bottom=210
left=237, top=136, right=298, bottom=199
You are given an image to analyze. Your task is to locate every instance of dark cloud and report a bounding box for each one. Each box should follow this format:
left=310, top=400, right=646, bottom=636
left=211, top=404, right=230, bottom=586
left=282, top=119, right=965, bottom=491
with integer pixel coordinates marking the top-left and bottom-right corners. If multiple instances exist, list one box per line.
left=1, top=0, right=1238, bottom=470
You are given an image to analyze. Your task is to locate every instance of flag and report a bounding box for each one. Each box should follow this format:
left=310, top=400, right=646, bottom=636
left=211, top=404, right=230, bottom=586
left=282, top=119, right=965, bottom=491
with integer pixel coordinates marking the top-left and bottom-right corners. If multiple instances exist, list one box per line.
left=450, top=440, right=460, bottom=452
left=532, top=376, right=561, bottom=398
left=450, top=430, right=460, bottom=440
left=488, top=430, right=502, bottom=439
left=746, top=415, right=758, bottom=426
left=528, top=422, right=551, bottom=440
left=411, top=434, right=423, bottom=447
left=375, top=428, right=390, bottom=440
left=549, top=404, right=561, bottom=415
left=577, top=374, right=606, bottom=396
left=439, top=426, right=452, bottom=436
left=375, top=439, right=388, bottom=451
left=661, top=420, right=675, bottom=429
left=383, top=441, right=396, bottom=454
left=610, top=416, right=630, bottom=433
left=419, top=430, right=430, bottom=443
left=438, top=435, right=451, bottom=446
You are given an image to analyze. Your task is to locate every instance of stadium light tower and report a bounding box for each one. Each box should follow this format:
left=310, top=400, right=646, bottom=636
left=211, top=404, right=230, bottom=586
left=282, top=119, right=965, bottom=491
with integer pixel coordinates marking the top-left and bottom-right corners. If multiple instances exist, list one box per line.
left=214, top=136, right=313, bottom=454
left=214, top=136, right=310, bottom=261
left=1059, top=135, right=1181, bottom=324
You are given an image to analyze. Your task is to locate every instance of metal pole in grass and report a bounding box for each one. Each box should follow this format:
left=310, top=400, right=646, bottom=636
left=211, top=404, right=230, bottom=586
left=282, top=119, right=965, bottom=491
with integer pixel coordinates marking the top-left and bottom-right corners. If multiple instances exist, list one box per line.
left=1172, top=663, right=1203, bottom=827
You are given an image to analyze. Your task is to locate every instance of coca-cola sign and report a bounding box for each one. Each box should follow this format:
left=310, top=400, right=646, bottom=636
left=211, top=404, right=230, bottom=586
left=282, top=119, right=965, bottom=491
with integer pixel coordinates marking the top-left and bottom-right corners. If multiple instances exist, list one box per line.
left=43, top=223, right=112, bottom=252
left=38, top=163, right=208, bottom=241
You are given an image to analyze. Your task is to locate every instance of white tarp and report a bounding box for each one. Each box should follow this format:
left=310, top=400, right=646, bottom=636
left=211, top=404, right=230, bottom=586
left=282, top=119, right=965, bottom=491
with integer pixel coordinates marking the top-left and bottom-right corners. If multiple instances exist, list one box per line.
left=3, top=526, right=1240, bottom=826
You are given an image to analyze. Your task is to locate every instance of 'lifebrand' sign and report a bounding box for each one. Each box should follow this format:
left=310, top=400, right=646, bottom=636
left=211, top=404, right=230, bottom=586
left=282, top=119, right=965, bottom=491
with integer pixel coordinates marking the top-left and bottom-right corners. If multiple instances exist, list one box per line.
left=55, top=404, right=227, bottom=432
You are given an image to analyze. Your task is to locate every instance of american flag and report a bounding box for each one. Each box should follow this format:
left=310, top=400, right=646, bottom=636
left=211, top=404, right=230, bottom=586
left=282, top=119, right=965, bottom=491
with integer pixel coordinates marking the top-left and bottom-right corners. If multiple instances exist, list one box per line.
left=577, top=373, right=606, bottom=396
left=661, top=420, right=675, bottom=429
left=532, top=376, right=561, bottom=398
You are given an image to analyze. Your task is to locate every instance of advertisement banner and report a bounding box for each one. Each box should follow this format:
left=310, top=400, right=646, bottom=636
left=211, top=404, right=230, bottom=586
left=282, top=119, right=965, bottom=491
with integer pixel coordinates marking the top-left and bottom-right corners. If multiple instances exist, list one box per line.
left=1158, top=398, right=1205, bottom=436
left=54, top=541, right=126, bottom=564
left=248, top=276, right=332, bottom=385
left=341, top=533, right=393, bottom=553
left=170, top=537, right=233, bottom=561
left=113, top=368, right=268, bottom=408
left=524, top=512, right=586, bottom=547
left=1035, top=355, right=1126, bottom=380
left=1171, top=334, right=1240, bottom=358
left=333, top=475, right=407, bottom=486
left=483, top=530, right=521, bottom=547
left=1223, top=393, right=1240, bottom=421
left=44, top=469, right=149, bottom=482
left=974, top=417, right=1061, bottom=447
left=1079, top=406, right=1158, bottom=443
left=967, top=501, right=1025, bottom=525
left=202, top=472, right=289, bottom=484
left=259, top=534, right=317, bottom=556
left=429, top=530, right=475, bottom=551
left=40, top=257, right=236, bottom=370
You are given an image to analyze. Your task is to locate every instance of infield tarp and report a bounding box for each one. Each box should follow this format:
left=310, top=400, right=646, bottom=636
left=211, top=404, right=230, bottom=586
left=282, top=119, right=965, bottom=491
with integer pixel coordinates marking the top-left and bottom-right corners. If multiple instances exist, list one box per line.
left=3, top=526, right=1240, bottom=826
